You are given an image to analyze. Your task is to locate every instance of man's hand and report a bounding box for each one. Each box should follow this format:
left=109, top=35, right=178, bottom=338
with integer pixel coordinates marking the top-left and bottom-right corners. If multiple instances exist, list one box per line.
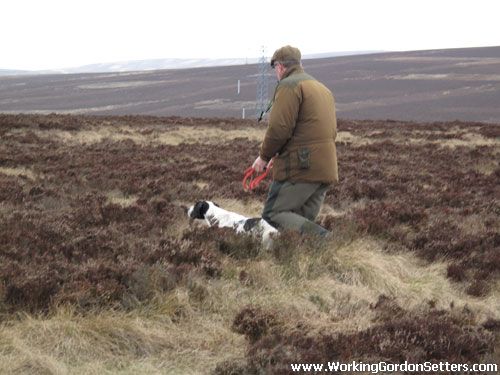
left=252, top=156, right=268, bottom=173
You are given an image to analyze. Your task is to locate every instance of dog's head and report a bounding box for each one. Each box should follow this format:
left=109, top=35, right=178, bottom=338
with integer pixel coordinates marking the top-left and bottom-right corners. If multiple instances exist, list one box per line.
left=187, top=200, right=219, bottom=220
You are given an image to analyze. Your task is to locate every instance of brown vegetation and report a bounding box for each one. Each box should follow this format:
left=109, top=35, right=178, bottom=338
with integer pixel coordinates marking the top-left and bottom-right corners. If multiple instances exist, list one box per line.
left=0, top=114, right=498, bottom=371
left=218, top=297, right=494, bottom=374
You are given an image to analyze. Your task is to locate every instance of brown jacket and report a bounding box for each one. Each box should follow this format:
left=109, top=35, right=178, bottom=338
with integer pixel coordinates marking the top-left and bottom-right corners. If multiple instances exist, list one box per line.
left=259, top=66, right=338, bottom=184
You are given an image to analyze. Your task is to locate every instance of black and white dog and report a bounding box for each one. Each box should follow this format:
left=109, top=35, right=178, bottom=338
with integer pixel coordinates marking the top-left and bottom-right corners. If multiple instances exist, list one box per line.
left=187, top=200, right=278, bottom=248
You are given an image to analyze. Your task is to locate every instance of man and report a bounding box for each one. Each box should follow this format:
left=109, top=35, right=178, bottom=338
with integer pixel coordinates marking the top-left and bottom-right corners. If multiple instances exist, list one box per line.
left=252, top=45, right=338, bottom=237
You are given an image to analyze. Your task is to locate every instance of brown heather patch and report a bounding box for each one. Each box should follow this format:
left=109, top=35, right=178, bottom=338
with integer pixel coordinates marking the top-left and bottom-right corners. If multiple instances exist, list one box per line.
left=219, top=298, right=495, bottom=374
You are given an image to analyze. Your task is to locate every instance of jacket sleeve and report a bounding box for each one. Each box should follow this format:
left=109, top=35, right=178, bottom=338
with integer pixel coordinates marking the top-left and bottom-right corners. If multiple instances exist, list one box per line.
left=259, top=85, right=301, bottom=161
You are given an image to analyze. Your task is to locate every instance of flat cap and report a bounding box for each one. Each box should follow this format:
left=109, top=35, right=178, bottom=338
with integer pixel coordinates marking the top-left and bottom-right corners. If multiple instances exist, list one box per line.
left=270, top=45, right=301, bottom=68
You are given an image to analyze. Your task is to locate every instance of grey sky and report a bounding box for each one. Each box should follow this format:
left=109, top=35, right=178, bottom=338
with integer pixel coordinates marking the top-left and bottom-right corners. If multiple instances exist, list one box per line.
left=2, top=0, right=500, bottom=70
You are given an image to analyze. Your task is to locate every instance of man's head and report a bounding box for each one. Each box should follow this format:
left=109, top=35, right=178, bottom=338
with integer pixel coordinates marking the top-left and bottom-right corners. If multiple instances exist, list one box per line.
left=270, top=45, right=301, bottom=69
left=271, top=45, right=301, bottom=80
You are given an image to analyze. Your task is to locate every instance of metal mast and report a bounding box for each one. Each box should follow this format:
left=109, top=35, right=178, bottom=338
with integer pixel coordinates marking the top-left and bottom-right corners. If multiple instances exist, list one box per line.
left=255, top=46, right=269, bottom=119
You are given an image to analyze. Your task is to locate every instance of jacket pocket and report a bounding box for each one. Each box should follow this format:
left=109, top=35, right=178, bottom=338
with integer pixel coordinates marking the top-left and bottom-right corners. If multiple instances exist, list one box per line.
left=297, top=147, right=311, bottom=169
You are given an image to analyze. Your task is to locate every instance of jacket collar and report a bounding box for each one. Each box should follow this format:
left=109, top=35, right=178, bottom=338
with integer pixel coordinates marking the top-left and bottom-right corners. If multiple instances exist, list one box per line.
left=280, top=64, right=304, bottom=81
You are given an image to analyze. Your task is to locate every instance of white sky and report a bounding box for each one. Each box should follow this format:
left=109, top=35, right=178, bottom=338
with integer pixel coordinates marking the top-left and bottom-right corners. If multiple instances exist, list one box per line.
left=2, top=0, right=500, bottom=70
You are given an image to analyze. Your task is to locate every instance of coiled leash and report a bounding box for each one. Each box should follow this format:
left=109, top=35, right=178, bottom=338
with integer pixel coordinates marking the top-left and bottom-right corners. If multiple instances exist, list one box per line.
left=242, top=159, right=273, bottom=191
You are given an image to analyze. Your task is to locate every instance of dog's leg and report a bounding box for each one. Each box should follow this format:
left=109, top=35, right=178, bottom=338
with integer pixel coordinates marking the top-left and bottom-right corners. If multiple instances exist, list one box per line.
left=243, top=217, right=261, bottom=231
left=206, top=214, right=219, bottom=227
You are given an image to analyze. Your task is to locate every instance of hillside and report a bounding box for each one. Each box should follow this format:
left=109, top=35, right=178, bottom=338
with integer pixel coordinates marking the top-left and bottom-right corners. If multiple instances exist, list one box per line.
left=0, top=114, right=498, bottom=373
left=0, top=46, right=499, bottom=122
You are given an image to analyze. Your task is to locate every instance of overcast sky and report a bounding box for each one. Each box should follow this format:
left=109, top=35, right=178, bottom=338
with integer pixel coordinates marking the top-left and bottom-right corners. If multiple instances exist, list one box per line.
left=2, top=0, right=500, bottom=70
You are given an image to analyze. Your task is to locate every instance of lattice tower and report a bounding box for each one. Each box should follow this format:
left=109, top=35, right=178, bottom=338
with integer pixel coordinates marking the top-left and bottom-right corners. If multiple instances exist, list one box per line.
left=255, top=46, right=269, bottom=119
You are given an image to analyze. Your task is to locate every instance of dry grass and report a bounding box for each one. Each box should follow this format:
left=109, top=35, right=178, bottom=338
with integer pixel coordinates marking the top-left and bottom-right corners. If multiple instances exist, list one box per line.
left=5, top=125, right=266, bottom=146
left=0, top=303, right=245, bottom=374
left=334, top=130, right=500, bottom=149
left=7, top=123, right=496, bottom=151
left=436, top=132, right=499, bottom=149
left=336, top=131, right=374, bottom=146
left=105, top=190, right=138, bottom=207
left=208, top=198, right=263, bottom=218
left=0, top=167, right=37, bottom=180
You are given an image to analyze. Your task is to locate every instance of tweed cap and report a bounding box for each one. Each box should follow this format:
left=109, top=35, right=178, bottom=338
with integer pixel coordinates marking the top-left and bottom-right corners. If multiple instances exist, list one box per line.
left=270, top=45, right=301, bottom=68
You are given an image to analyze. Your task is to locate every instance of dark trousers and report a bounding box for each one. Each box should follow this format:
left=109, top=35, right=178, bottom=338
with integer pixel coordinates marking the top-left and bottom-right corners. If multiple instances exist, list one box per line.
left=262, top=181, right=330, bottom=236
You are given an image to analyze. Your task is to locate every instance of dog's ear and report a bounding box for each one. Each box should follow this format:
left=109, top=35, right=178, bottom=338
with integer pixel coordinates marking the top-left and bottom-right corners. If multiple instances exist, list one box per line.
left=190, top=201, right=210, bottom=219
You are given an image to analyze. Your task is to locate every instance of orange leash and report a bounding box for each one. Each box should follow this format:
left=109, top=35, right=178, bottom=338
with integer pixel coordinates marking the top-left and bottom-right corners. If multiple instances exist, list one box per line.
left=242, top=160, right=273, bottom=191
